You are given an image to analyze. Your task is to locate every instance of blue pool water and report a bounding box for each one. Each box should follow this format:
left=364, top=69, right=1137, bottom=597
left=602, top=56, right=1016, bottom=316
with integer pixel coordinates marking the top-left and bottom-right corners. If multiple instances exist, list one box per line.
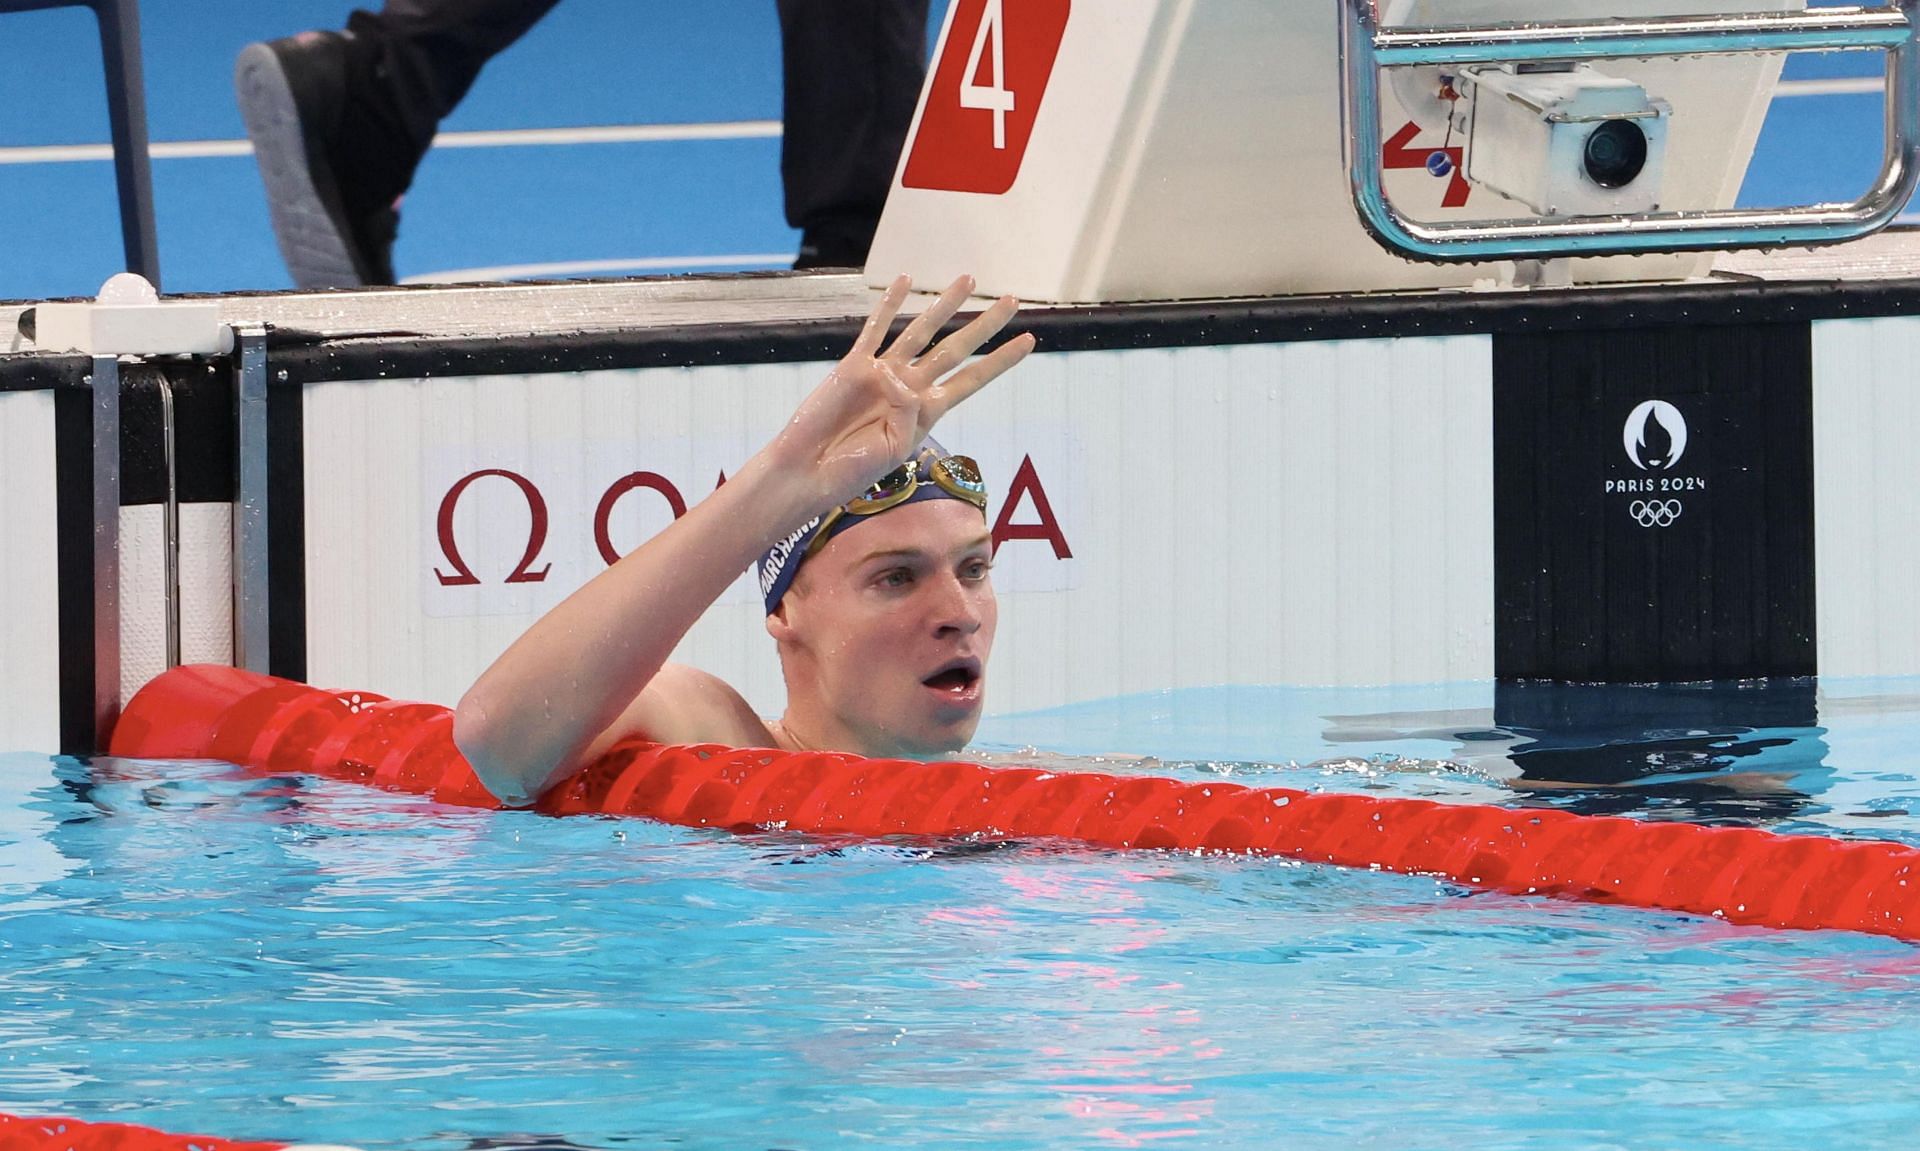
left=5, top=680, right=1920, bottom=1149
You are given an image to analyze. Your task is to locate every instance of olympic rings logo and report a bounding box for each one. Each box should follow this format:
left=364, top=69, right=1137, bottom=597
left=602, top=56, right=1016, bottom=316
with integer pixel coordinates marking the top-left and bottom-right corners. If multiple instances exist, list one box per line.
left=1629, top=499, right=1683, bottom=528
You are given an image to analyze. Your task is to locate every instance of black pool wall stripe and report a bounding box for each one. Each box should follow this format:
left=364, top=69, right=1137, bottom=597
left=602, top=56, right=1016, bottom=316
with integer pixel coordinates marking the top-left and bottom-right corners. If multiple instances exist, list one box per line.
left=1491, top=321, right=1817, bottom=682
left=265, top=368, right=305, bottom=685
left=118, top=362, right=236, bottom=507
left=54, top=382, right=98, bottom=754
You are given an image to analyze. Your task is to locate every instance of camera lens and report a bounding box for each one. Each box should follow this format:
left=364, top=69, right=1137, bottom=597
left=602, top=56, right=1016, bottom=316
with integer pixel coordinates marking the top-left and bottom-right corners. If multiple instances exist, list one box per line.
left=1583, top=120, right=1648, bottom=189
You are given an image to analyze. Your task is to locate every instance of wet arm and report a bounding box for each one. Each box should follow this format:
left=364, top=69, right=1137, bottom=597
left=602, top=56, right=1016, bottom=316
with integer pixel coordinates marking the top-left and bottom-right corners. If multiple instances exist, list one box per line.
left=452, top=453, right=816, bottom=806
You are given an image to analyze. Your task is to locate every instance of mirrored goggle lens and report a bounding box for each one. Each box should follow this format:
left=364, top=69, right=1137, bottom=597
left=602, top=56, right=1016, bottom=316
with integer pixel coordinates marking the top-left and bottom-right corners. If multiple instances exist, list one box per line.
left=846, top=461, right=919, bottom=513
left=938, top=455, right=983, bottom=489
left=933, top=455, right=987, bottom=506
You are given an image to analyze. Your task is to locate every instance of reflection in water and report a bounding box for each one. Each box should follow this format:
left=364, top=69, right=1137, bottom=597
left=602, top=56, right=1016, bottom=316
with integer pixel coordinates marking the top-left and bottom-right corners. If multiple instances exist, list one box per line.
left=464, top=1137, right=616, bottom=1151
left=1325, top=679, right=1828, bottom=823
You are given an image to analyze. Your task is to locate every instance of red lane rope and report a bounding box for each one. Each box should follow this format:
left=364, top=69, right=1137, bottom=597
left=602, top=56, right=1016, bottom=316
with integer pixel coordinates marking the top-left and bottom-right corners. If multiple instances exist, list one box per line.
left=112, top=665, right=1920, bottom=942
left=0, top=1113, right=282, bottom=1151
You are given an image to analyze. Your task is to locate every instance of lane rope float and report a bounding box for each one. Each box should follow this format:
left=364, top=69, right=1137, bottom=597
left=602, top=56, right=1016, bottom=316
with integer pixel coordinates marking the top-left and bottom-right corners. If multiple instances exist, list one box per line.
left=111, top=665, right=1920, bottom=942
left=0, top=1112, right=286, bottom=1151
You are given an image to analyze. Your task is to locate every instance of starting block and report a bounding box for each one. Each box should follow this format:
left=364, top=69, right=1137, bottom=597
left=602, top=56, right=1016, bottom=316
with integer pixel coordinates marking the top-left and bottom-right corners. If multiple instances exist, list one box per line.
left=868, top=0, right=1799, bottom=301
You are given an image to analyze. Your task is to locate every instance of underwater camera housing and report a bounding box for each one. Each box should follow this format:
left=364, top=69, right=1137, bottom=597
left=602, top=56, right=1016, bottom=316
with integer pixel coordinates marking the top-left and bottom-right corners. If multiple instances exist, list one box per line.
left=1455, top=61, right=1672, bottom=217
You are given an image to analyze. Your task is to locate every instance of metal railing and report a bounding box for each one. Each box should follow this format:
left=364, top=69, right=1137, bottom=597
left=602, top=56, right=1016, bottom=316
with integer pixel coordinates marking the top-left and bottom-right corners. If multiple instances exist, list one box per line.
left=1339, top=0, right=1920, bottom=261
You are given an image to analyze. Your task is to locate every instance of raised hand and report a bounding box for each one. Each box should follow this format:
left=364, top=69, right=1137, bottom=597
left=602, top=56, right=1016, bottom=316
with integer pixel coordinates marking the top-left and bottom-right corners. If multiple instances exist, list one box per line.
left=769, top=274, right=1035, bottom=513
left=458, top=272, right=1035, bottom=804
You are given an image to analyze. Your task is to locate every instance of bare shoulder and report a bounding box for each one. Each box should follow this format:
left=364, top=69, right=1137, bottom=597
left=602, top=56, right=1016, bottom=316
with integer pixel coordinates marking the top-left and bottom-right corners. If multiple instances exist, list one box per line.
left=582, top=663, right=776, bottom=761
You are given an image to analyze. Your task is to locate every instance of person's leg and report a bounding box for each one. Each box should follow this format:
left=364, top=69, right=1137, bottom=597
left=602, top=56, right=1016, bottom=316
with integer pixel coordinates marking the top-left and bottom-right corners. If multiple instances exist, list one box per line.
left=236, top=0, right=560, bottom=288
left=349, top=0, right=563, bottom=147
left=777, top=0, right=932, bottom=269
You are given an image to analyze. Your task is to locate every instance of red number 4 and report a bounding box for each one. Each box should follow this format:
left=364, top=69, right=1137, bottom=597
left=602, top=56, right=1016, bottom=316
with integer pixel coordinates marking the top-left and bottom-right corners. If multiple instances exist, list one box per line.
left=902, top=0, right=1072, bottom=196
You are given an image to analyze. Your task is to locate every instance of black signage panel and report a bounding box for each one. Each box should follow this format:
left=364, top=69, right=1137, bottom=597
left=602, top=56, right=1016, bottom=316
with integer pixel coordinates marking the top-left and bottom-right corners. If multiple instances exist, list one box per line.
left=1493, top=323, right=1815, bottom=681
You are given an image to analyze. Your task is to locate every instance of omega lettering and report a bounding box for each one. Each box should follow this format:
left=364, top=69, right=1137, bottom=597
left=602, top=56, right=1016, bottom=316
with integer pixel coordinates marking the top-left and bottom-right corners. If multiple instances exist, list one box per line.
left=991, top=454, right=1073, bottom=559
left=594, top=472, right=689, bottom=566
left=433, top=455, right=1073, bottom=588
left=435, top=469, right=553, bottom=586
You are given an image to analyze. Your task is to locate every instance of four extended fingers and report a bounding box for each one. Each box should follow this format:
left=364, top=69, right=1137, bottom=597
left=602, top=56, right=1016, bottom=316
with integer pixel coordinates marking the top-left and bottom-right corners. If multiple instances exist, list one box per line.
left=858, top=274, right=1033, bottom=413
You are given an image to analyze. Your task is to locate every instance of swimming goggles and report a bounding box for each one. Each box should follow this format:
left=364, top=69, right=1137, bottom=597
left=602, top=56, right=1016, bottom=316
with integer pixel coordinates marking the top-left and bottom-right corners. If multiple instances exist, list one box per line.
left=805, top=452, right=987, bottom=557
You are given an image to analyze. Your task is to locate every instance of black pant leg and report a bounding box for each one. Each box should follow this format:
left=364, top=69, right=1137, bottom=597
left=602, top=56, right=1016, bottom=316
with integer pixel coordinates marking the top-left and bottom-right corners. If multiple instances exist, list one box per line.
left=346, top=0, right=564, bottom=146
left=777, top=0, right=932, bottom=268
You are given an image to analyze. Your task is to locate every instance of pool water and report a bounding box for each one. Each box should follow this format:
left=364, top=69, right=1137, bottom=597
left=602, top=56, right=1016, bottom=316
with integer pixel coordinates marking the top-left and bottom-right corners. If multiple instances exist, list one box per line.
left=4, top=679, right=1920, bottom=1150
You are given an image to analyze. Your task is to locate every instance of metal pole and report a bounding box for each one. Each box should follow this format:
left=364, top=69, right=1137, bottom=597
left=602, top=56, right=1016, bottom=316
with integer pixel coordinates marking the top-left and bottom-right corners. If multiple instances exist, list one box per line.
left=90, top=355, right=121, bottom=749
left=1372, top=6, right=1913, bottom=67
left=233, top=327, right=271, bottom=674
left=141, top=367, right=181, bottom=669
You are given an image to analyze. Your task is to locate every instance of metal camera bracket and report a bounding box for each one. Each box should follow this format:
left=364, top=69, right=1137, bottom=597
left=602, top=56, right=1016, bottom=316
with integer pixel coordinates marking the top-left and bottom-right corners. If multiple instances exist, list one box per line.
left=1339, top=0, right=1920, bottom=262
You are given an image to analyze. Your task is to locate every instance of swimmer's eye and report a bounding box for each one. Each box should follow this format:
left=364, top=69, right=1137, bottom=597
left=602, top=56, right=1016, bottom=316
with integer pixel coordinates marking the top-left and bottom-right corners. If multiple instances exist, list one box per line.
left=961, top=558, right=993, bottom=581
left=875, top=567, right=916, bottom=589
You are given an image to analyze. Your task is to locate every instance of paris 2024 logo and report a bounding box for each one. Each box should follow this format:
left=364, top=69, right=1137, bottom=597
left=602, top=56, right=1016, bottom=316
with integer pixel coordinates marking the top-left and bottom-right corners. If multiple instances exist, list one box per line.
left=1606, top=400, right=1704, bottom=529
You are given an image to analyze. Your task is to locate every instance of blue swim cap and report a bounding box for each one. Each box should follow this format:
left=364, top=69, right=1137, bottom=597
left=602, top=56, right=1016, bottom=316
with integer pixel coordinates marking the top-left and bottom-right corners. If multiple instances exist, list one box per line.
left=756, top=439, right=987, bottom=615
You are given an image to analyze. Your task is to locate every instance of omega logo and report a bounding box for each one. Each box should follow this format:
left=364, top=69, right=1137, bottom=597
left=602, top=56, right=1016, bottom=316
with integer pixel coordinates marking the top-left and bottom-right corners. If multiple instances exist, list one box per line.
left=433, top=469, right=555, bottom=586
left=433, top=454, right=1073, bottom=586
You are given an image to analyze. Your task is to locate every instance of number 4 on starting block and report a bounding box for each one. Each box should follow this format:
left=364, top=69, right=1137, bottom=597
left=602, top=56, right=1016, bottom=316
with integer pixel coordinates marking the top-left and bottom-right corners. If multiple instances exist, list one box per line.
left=903, top=0, right=1072, bottom=194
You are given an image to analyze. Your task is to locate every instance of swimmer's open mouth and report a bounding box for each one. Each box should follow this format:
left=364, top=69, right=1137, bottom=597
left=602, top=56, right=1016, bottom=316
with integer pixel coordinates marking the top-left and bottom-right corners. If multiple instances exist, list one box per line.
left=922, top=658, right=982, bottom=693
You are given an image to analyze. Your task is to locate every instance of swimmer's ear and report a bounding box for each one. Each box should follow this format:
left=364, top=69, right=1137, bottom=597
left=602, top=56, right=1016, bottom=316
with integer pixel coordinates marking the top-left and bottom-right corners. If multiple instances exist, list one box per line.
left=766, top=598, right=798, bottom=644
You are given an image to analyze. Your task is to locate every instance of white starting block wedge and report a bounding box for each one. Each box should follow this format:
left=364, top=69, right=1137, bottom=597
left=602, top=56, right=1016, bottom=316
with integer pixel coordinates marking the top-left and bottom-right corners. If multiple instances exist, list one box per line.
left=867, top=0, right=1804, bottom=302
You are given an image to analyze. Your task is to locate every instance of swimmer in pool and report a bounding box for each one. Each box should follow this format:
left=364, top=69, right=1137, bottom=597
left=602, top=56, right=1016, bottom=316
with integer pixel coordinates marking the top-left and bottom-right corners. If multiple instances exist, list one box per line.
left=453, top=275, right=1034, bottom=806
